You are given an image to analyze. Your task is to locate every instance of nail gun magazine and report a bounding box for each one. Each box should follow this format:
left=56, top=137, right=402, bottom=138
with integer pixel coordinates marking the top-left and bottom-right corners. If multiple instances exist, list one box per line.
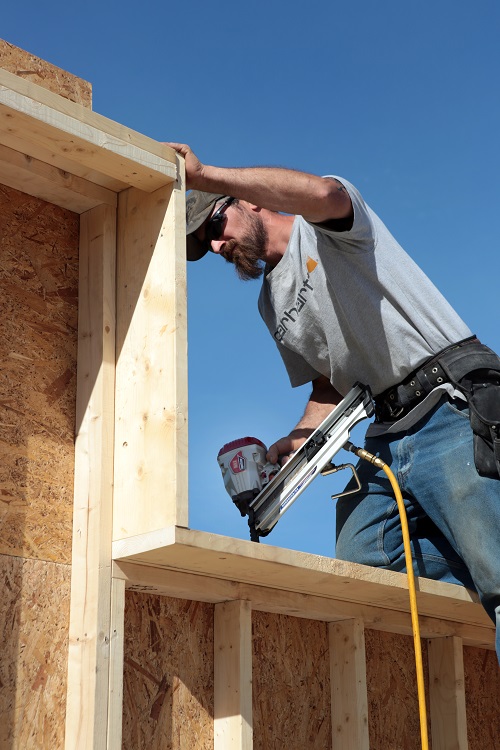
left=218, top=383, right=374, bottom=541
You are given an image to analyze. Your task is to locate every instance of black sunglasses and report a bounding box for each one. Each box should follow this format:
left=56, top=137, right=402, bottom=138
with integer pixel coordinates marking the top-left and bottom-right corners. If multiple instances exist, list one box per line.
left=205, top=197, right=235, bottom=244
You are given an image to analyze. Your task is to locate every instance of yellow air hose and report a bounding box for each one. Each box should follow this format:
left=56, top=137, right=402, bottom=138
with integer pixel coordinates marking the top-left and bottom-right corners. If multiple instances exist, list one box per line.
left=344, top=441, right=429, bottom=750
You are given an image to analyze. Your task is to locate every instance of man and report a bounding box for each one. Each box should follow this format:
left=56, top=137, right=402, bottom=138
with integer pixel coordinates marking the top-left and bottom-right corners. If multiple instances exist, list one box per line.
left=167, top=142, right=500, bottom=661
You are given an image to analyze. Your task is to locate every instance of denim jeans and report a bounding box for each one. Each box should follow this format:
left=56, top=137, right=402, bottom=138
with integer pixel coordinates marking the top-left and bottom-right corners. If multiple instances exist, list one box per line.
left=336, top=395, right=500, bottom=662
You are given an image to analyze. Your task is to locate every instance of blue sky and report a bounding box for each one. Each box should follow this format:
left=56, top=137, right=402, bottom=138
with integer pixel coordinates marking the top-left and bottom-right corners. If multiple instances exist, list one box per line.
left=3, top=1, right=499, bottom=555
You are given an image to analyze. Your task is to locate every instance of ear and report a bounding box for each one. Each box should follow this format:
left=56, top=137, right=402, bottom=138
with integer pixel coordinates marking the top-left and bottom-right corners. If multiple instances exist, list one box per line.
left=238, top=199, right=261, bottom=212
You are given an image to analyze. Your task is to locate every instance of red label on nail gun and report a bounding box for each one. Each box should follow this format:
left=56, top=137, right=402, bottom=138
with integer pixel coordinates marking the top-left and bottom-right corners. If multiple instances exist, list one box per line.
left=230, top=451, right=246, bottom=473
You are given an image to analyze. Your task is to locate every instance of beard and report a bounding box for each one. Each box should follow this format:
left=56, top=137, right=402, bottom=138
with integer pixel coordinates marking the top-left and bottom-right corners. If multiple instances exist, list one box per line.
left=223, top=213, right=268, bottom=281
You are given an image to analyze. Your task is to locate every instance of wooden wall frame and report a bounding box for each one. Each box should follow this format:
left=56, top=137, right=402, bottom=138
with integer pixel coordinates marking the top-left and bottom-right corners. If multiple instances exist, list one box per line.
left=0, top=64, right=496, bottom=750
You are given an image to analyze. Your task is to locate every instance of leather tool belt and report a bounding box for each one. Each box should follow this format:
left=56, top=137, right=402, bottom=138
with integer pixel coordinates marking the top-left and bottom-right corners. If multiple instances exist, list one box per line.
left=375, top=336, right=500, bottom=479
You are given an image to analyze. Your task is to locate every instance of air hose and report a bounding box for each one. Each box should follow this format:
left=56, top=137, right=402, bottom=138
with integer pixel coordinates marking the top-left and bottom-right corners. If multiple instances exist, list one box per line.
left=344, top=441, right=429, bottom=750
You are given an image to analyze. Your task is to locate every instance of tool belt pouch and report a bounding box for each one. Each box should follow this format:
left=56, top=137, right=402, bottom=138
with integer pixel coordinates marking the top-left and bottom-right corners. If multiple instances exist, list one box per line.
left=438, top=342, right=500, bottom=479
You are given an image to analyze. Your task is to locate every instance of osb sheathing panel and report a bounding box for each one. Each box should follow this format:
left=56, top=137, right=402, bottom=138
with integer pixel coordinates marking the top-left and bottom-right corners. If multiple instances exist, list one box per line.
left=0, top=553, right=70, bottom=749
left=252, top=611, right=331, bottom=750
left=122, top=592, right=214, bottom=750
left=0, top=185, right=78, bottom=563
left=464, top=645, right=500, bottom=750
left=0, top=38, right=92, bottom=107
left=365, top=629, right=430, bottom=750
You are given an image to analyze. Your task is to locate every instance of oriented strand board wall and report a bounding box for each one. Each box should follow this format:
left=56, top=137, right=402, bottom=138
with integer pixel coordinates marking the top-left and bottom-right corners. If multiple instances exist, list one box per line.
left=0, top=38, right=92, bottom=106
left=122, top=592, right=214, bottom=750
left=0, top=554, right=71, bottom=749
left=0, top=185, right=79, bottom=563
left=252, top=611, right=332, bottom=750
left=365, top=630, right=430, bottom=750
left=464, top=646, right=500, bottom=750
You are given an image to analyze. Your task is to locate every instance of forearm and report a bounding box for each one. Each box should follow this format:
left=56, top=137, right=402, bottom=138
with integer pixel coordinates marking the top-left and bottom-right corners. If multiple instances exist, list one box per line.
left=165, top=143, right=351, bottom=223
left=267, top=376, right=341, bottom=463
left=196, top=164, right=345, bottom=222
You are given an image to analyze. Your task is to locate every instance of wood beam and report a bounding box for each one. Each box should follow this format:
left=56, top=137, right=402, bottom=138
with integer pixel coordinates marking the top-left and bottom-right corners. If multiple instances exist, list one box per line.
left=113, top=173, right=188, bottom=542
left=214, top=600, right=253, bottom=750
left=428, top=636, right=468, bottom=750
left=65, top=203, right=116, bottom=750
left=107, top=577, right=125, bottom=750
left=111, top=527, right=493, bottom=642
left=330, top=619, right=369, bottom=750
left=0, top=67, right=177, bottom=192
left=0, top=142, right=117, bottom=212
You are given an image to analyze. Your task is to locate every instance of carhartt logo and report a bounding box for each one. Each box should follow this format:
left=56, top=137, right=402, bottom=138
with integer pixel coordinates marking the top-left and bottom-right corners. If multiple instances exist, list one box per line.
left=306, top=257, right=318, bottom=274
left=273, top=261, right=316, bottom=342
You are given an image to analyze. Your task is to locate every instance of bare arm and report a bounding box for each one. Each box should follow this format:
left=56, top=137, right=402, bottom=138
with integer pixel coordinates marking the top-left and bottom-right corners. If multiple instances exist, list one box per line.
left=266, top=376, right=342, bottom=465
left=165, top=142, right=352, bottom=224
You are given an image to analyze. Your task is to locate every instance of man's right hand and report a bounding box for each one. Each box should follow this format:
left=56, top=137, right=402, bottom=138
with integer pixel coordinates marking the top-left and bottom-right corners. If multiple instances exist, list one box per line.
left=266, top=428, right=315, bottom=466
left=267, top=376, right=342, bottom=465
left=164, top=142, right=205, bottom=190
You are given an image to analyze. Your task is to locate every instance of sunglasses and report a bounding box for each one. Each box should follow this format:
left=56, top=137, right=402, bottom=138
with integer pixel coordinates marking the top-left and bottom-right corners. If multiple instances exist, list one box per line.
left=205, top=197, right=235, bottom=244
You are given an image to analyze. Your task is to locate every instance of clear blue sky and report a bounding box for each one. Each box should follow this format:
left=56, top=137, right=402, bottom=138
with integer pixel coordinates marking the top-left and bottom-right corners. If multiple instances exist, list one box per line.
left=3, top=1, right=499, bottom=555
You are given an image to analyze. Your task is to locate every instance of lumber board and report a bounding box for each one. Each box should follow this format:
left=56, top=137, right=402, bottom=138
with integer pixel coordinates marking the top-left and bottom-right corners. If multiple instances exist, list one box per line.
left=214, top=600, right=253, bottom=750
left=329, top=619, right=369, bottom=749
left=108, top=577, right=126, bottom=750
left=0, top=142, right=117, bottom=212
left=113, top=178, right=188, bottom=541
left=113, top=561, right=495, bottom=648
left=65, top=203, right=116, bottom=750
left=0, top=67, right=177, bottom=192
left=428, top=637, right=468, bottom=750
left=112, top=527, right=493, bottom=639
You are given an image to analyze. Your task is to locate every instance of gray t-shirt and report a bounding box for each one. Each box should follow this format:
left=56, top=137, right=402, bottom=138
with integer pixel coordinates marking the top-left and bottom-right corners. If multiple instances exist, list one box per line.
left=258, top=177, right=472, bottom=434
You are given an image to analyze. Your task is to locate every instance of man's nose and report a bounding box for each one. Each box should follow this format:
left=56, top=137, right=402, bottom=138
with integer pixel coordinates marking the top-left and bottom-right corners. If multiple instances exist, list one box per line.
left=210, top=239, right=225, bottom=254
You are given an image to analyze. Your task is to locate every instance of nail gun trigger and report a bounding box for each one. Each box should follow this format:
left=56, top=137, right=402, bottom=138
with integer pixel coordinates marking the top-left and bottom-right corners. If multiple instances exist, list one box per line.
left=304, top=430, right=327, bottom=461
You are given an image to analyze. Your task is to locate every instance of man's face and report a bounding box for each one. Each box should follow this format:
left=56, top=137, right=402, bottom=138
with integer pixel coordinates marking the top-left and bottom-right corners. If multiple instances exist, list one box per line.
left=200, top=200, right=269, bottom=280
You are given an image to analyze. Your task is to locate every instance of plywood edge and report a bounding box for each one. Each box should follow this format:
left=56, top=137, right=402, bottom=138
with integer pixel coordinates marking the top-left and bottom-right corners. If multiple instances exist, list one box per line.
left=0, top=38, right=92, bottom=107
left=111, top=527, right=492, bottom=636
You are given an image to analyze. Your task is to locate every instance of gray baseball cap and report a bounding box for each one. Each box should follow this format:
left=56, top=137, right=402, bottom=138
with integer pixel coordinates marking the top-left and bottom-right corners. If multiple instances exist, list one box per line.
left=186, top=190, right=226, bottom=261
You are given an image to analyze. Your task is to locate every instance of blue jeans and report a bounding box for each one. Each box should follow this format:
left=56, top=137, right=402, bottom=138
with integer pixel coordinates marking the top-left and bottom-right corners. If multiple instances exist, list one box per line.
left=336, top=396, right=500, bottom=662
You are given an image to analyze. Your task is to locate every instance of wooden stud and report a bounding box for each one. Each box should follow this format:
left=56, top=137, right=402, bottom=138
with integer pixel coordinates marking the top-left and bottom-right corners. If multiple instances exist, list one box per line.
left=113, top=173, right=188, bottom=542
left=214, top=600, right=253, bottom=750
left=428, top=636, right=468, bottom=750
left=329, top=619, right=369, bottom=750
left=107, top=577, right=125, bottom=750
left=65, top=203, right=116, bottom=750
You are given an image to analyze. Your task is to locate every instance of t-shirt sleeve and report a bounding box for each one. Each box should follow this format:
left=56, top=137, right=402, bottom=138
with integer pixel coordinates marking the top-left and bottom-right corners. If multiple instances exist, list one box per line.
left=273, top=337, right=322, bottom=388
left=310, top=176, right=375, bottom=250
